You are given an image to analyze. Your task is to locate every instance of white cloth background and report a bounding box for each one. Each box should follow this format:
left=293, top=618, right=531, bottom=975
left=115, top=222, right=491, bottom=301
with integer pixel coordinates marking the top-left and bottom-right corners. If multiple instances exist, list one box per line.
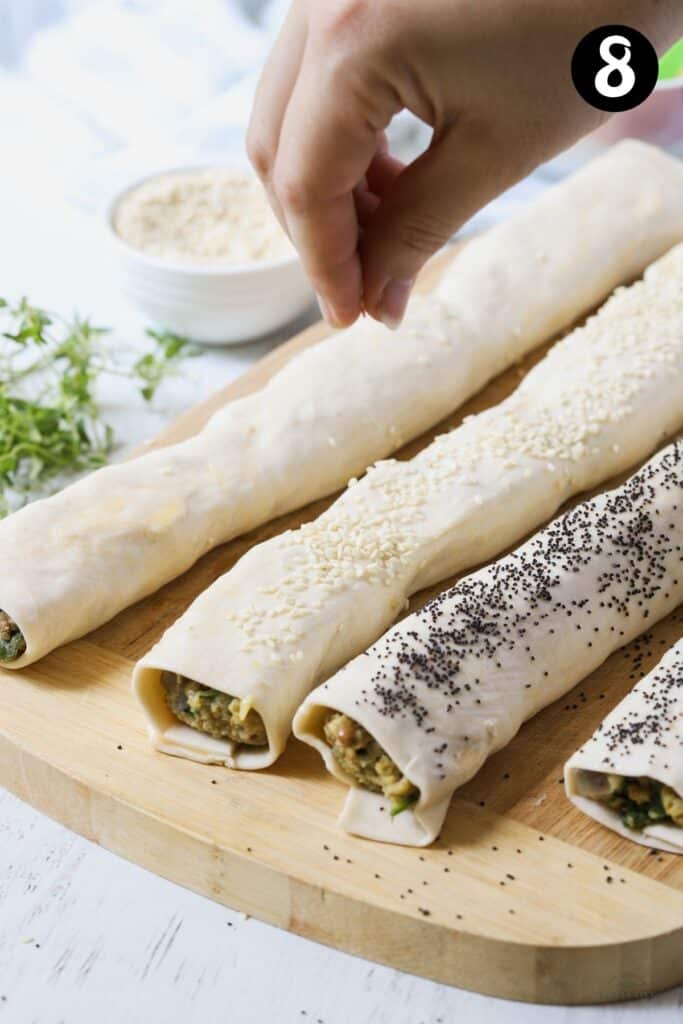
left=0, top=0, right=565, bottom=223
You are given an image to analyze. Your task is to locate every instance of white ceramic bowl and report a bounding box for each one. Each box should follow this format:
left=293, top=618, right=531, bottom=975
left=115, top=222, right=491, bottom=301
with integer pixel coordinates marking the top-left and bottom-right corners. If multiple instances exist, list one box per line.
left=105, top=164, right=314, bottom=346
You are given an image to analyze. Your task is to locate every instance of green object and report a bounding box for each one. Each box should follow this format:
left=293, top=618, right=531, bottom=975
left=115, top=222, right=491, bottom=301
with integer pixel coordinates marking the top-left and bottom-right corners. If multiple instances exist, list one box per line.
left=390, top=794, right=419, bottom=817
left=608, top=780, right=676, bottom=832
left=622, top=808, right=650, bottom=831
left=0, top=628, right=26, bottom=662
left=659, top=39, right=683, bottom=82
left=0, top=300, right=199, bottom=515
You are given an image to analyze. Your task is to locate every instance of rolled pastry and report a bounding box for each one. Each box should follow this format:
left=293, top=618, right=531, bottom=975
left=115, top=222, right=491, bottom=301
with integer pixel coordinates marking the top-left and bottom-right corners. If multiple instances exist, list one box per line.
left=295, top=441, right=683, bottom=846
left=565, top=640, right=683, bottom=854
left=134, top=242, right=683, bottom=770
left=4, top=141, right=683, bottom=668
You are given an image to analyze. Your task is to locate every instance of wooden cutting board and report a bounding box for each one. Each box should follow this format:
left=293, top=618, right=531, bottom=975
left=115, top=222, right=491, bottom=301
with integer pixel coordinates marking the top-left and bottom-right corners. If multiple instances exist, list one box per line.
left=1, top=249, right=683, bottom=1006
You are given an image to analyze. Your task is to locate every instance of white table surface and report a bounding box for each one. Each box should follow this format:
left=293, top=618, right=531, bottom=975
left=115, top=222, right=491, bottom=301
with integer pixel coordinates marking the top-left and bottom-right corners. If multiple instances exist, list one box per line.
left=1, top=179, right=681, bottom=1024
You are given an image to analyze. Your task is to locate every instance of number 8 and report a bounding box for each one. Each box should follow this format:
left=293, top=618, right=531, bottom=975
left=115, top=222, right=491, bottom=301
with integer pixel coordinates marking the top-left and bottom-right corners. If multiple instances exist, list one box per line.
left=595, top=34, right=636, bottom=98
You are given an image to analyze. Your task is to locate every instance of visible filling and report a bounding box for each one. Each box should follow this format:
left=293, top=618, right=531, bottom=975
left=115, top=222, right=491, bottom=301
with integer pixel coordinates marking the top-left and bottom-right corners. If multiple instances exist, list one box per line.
left=575, top=770, right=683, bottom=831
left=0, top=611, right=26, bottom=662
left=162, top=672, right=267, bottom=746
left=323, top=711, right=419, bottom=815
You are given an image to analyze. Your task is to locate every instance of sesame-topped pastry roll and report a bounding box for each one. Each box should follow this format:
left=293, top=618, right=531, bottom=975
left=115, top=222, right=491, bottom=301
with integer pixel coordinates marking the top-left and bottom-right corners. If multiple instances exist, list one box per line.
left=135, top=245, right=683, bottom=770
left=565, top=640, right=683, bottom=854
left=294, top=442, right=683, bottom=846
left=6, top=142, right=681, bottom=669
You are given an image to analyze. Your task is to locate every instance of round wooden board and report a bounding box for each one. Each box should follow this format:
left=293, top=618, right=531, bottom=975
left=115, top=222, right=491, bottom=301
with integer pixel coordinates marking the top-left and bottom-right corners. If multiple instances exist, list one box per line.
left=1, top=248, right=682, bottom=1005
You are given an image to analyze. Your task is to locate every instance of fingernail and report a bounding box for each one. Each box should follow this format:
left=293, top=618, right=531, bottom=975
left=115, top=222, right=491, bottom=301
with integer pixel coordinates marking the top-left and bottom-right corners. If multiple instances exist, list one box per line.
left=377, top=278, right=414, bottom=330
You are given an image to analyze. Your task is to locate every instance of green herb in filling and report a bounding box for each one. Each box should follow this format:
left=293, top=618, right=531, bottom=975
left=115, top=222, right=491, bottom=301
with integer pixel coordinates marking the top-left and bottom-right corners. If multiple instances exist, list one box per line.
left=162, top=672, right=267, bottom=746
left=390, top=793, right=419, bottom=817
left=323, top=711, right=420, bottom=814
left=0, top=610, right=26, bottom=662
left=583, top=772, right=683, bottom=832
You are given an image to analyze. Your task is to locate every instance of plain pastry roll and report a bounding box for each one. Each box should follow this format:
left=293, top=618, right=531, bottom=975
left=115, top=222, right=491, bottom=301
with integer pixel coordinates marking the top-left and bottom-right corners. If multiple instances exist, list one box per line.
left=4, top=142, right=683, bottom=668
left=134, top=244, right=683, bottom=771
left=295, top=442, right=683, bottom=846
left=565, top=640, right=683, bottom=854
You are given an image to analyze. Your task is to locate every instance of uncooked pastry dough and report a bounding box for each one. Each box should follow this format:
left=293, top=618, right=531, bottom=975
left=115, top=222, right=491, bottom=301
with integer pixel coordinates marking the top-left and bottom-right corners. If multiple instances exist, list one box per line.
left=135, top=244, right=683, bottom=771
left=295, top=441, right=683, bottom=845
left=5, top=141, right=680, bottom=669
left=566, top=639, right=683, bottom=854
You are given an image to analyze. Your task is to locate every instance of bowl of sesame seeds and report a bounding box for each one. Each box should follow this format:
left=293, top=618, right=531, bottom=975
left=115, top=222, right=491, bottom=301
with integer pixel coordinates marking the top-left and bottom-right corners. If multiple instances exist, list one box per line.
left=106, top=160, right=314, bottom=345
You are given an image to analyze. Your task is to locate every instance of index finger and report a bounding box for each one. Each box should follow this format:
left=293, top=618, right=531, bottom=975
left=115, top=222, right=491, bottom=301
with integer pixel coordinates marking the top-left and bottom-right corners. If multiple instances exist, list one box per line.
left=272, top=50, right=400, bottom=326
left=247, top=1, right=308, bottom=233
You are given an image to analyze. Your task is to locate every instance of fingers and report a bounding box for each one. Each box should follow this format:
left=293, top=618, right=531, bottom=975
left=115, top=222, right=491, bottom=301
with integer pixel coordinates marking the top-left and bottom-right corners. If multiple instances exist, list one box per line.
left=365, top=145, right=404, bottom=199
left=246, top=2, right=308, bottom=231
left=353, top=175, right=381, bottom=227
left=271, top=45, right=401, bottom=328
left=354, top=134, right=406, bottom=226
left=361, top=124, right=510, bottom=327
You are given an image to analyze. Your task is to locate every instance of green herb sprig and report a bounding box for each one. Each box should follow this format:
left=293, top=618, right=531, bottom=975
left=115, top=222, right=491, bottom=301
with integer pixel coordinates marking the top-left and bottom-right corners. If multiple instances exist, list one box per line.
left=0, top=299, right=199, bottom=515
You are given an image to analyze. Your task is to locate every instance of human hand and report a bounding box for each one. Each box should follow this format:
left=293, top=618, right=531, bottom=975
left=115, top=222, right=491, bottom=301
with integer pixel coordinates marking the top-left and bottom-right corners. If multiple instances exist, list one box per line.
left=248, top=0, right=682, bottom=330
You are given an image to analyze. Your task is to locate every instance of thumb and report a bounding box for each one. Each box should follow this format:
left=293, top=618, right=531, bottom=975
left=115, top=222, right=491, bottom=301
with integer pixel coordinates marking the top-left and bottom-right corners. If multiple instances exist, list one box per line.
left=361, top=125, right=506, bottom=328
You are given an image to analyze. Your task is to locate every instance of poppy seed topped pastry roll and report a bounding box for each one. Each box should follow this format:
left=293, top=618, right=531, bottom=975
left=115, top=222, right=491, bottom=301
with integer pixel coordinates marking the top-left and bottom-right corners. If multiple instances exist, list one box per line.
left=295, top=441, right=683, bottom=845
left=4, top=142, right=683, bottom=669
left=565, top=640, right=683, bottom=854
left=135, top=244, right=683, bottom=770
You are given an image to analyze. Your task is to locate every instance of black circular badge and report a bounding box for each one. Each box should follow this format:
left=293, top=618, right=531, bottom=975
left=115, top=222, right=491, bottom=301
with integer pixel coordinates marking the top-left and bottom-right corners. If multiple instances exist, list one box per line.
left=571, top=25, right=659, bottom=113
